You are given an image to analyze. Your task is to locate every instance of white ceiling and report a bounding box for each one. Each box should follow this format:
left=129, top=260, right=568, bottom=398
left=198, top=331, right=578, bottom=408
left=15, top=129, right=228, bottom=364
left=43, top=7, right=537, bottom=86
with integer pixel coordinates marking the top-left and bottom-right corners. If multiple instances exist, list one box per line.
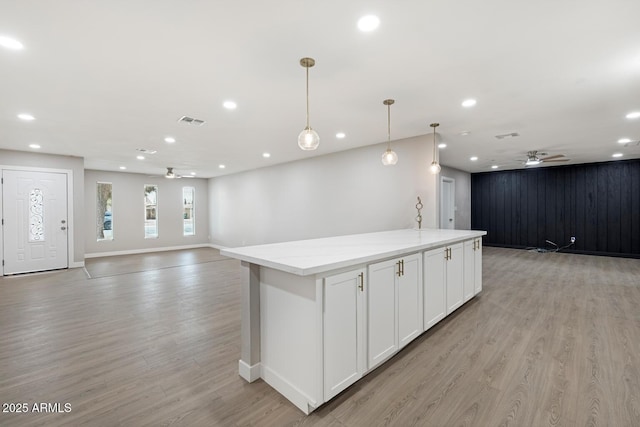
left=1, top=1, right=639, bottom=178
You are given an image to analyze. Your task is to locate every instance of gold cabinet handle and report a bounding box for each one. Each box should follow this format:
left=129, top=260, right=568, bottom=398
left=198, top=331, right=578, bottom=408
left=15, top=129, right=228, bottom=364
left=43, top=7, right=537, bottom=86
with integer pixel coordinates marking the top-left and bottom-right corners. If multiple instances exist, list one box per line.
left=401, top=259, right=404, bottom=276
left=397, top=260, right=402, bottom=277
left=358, top=272, right=364, bottom=291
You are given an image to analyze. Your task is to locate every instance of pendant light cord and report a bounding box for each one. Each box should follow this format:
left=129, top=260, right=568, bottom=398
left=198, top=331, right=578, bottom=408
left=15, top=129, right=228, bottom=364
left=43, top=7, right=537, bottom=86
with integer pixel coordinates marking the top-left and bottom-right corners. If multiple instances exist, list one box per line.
left=387, top=103, right=391, bottom=149
left=305, top=66, right=310, bottom=128
left=433, top=125, right=437, bottom=163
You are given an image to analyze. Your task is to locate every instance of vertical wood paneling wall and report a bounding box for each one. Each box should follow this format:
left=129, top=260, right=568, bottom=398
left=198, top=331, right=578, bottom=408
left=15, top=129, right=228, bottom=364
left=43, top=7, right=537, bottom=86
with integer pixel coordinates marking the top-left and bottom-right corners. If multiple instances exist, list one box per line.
left=471, top=159, right=640, bottom=258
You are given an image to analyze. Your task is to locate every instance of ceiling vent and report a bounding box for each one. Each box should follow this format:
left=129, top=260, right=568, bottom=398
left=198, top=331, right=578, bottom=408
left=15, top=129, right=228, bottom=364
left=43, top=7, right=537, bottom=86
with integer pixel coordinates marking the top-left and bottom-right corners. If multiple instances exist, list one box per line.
left=495, top=132, right=519, bottom=139
left=178, top=116, right=206, bottom=126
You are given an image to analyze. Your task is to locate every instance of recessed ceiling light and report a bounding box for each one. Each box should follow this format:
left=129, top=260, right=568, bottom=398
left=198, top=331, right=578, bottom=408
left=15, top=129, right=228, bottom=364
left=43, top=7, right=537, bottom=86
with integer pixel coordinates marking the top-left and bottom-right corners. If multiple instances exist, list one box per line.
left=491, top=165, right=499, bottom=169
left=28, top=143, right=40, bottom=149
left=618, top=138, right=632, bottom=144
left=223, top=101, right=237, bottom=110
left=462, top=99, right=477, bottom=108
left=0, top=36, right=24, bottom=50
left=164, top=136, right=176, bottom=143
left=119, top=166, right=127, bottom=170
left=438, top=143, right=447, bottom=149
left=470, top=156, right=478, bottom=161
left=136, top=155, right=145, bottom=160
left=190, top=172, right=196, bottom=176
left=218, top=164, right=226, bottom=169
left=358, top=15, right=380, bottom=32
left=612, top=153, right=623, bottom=158
left=336, top=132, right=346, bottom=139
left=262, top=152, right=271, bottom=158
left=18, top=113, right=35, bottom=121
left=626, top=111, right=640, bottom=119
left=460, top=131, right=471, bottom=136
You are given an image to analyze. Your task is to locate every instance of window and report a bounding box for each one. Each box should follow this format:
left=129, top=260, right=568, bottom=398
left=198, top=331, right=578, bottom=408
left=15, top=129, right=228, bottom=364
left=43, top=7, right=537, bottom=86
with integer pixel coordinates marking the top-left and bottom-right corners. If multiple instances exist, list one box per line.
left=144, top=184, right=158, bottom=238
left=183, top=187, right=195, bottom=236
left=97, top=182, right=113, bottom=241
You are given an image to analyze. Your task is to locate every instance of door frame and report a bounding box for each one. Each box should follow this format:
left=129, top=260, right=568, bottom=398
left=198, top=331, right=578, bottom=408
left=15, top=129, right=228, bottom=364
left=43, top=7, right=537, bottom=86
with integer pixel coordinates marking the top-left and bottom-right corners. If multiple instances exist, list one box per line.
left=440, top=176, right=455, bottom=229
left=0, top=165, right=76, bottom=275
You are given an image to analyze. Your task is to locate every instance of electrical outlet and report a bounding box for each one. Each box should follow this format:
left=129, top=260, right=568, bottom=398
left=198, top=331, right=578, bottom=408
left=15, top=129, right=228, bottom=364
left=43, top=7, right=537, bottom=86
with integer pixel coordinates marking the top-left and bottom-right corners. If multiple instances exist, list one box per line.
left=570, top=236, right=576, bottom=243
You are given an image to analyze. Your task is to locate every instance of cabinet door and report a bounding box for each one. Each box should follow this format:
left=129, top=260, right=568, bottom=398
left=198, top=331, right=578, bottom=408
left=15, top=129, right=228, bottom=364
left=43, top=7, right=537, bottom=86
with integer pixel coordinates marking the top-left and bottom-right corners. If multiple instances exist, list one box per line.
left=463, top=240, right=475, bottom=302
left=324, top=269, right=365, bottom=400
left=368, top=259, right=398, bottom=369
left=474, top=238, right=483, bottom=294
left=424, top=247, right=446, bottom=331
left=398, top=253, right=423, bottom=348
left=446, top=243, right=464, bottom=314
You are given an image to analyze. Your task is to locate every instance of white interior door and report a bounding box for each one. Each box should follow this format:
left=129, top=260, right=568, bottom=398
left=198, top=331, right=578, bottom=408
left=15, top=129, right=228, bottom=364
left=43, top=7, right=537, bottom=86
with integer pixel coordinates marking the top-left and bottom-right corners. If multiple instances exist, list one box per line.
left=440, top=177, right=455, bottom=229
left=2, top=170, right=68, bottom=274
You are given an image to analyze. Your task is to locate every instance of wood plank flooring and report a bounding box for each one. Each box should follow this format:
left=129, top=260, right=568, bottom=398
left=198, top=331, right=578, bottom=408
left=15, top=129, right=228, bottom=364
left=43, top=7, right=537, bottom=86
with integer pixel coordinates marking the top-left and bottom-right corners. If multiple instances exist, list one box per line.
left=1, top=247, right=639, bottom=426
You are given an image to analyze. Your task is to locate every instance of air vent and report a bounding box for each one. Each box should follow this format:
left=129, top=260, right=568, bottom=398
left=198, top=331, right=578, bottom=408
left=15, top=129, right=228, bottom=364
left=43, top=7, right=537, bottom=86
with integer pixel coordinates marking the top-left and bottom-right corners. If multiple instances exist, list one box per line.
left=495, top=132, right=520, bottom=139
left=136, top=148, right=157, bottom=154
left=178, top=116, right=206, bottom=126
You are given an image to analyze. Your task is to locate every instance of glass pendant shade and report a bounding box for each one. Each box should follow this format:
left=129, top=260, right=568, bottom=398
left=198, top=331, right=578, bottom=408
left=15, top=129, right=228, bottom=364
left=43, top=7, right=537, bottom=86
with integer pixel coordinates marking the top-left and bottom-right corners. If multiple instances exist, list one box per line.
left=382, top=148, right=398, bottom=165
left=429, top=161, right=441, bottom=174
left=298, top=127, right=320, bottom=150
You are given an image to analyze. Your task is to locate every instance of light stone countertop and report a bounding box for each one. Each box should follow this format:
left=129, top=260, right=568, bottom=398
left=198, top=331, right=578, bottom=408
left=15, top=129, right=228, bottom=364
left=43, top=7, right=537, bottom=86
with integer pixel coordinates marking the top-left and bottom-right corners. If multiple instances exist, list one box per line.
left=221, top=228, right=487, bottom=276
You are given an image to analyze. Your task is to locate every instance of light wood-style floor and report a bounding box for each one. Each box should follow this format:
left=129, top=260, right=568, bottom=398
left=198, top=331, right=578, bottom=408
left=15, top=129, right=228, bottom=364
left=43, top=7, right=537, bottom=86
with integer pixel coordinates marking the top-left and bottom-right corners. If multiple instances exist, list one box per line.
left=1, top=247, right=639, bottom=426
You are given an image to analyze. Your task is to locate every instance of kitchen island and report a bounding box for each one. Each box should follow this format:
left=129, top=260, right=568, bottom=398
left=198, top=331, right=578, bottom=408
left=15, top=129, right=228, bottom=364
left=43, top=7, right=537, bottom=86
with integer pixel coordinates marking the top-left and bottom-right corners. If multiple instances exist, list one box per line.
left=221, top=228, right=487, bottom=414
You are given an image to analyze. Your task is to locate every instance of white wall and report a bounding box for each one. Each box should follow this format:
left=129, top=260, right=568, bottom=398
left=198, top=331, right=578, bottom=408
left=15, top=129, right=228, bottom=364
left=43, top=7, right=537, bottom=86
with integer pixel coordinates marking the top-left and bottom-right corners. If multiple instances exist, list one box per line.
left=84, top=170, right=210, bottom=255
left=440, top=165, right=472, bottom=230
left=209, top=135, right=438, bottom=248
left=0, top=149, right=85, bottom=264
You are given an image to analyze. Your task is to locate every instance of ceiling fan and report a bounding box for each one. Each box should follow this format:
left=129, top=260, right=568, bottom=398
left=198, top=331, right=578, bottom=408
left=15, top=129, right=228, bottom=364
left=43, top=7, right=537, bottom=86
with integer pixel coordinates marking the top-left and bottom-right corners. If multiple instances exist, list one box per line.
left=523, top=150, right=569, bottom=166
left=164, top=167, right=193, bottom=179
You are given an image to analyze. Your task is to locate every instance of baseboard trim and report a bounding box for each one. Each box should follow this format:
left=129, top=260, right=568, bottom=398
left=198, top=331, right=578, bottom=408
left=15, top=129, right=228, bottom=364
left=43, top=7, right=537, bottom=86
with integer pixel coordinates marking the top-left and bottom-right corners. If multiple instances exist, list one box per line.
left=261, top=365, right=318, bottom=415
left=84, top=243, right=214, bottom=259
left=69, top=261, right=85, bottom=268
left=238, top=359, right=261, bottom=383
left=209, top=243, right=229, bottom=250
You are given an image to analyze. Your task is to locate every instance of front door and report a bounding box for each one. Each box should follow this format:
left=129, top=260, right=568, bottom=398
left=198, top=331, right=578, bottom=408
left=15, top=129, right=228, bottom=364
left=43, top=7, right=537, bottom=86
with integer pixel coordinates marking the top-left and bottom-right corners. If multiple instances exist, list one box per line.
left=2, top=170, right=68, bottom=275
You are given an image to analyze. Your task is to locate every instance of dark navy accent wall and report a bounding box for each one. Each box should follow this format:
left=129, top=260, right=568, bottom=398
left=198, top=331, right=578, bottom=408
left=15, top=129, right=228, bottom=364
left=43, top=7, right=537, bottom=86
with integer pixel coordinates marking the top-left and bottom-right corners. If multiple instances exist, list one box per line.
left=471, top=159, right=640, bottom=258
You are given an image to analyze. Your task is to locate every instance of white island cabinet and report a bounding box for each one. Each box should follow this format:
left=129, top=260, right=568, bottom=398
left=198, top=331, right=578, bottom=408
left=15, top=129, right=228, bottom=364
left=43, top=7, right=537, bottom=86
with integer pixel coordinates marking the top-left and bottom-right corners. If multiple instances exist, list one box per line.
left=368, top=252, right=422, bottom=369
left=221, top=228, right=486, bottom=414
left=323, top=268, right=366, bottom=400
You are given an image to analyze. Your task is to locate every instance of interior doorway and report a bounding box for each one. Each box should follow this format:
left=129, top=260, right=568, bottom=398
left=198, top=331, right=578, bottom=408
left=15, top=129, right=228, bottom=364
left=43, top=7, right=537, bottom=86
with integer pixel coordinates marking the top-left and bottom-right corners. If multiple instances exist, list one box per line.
left=440, top=176, right=455, bottom=230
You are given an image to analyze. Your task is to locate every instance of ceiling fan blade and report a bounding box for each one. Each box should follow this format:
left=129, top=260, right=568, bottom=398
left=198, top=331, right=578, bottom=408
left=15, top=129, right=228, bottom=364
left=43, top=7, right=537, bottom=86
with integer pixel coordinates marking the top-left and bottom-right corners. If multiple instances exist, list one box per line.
left=543, top=159, right=570, bottom=162
left=540, top=154, right=564, bottom=161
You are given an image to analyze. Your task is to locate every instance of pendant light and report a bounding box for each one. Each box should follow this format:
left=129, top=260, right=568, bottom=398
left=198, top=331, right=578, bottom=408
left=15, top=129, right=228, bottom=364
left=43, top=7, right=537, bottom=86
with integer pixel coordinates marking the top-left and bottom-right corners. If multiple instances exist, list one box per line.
left=429, top=123, right=441, bottom=174
left=381, top=99, right=398, bottom=165
left=298, top=57, right=319, bottom=150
